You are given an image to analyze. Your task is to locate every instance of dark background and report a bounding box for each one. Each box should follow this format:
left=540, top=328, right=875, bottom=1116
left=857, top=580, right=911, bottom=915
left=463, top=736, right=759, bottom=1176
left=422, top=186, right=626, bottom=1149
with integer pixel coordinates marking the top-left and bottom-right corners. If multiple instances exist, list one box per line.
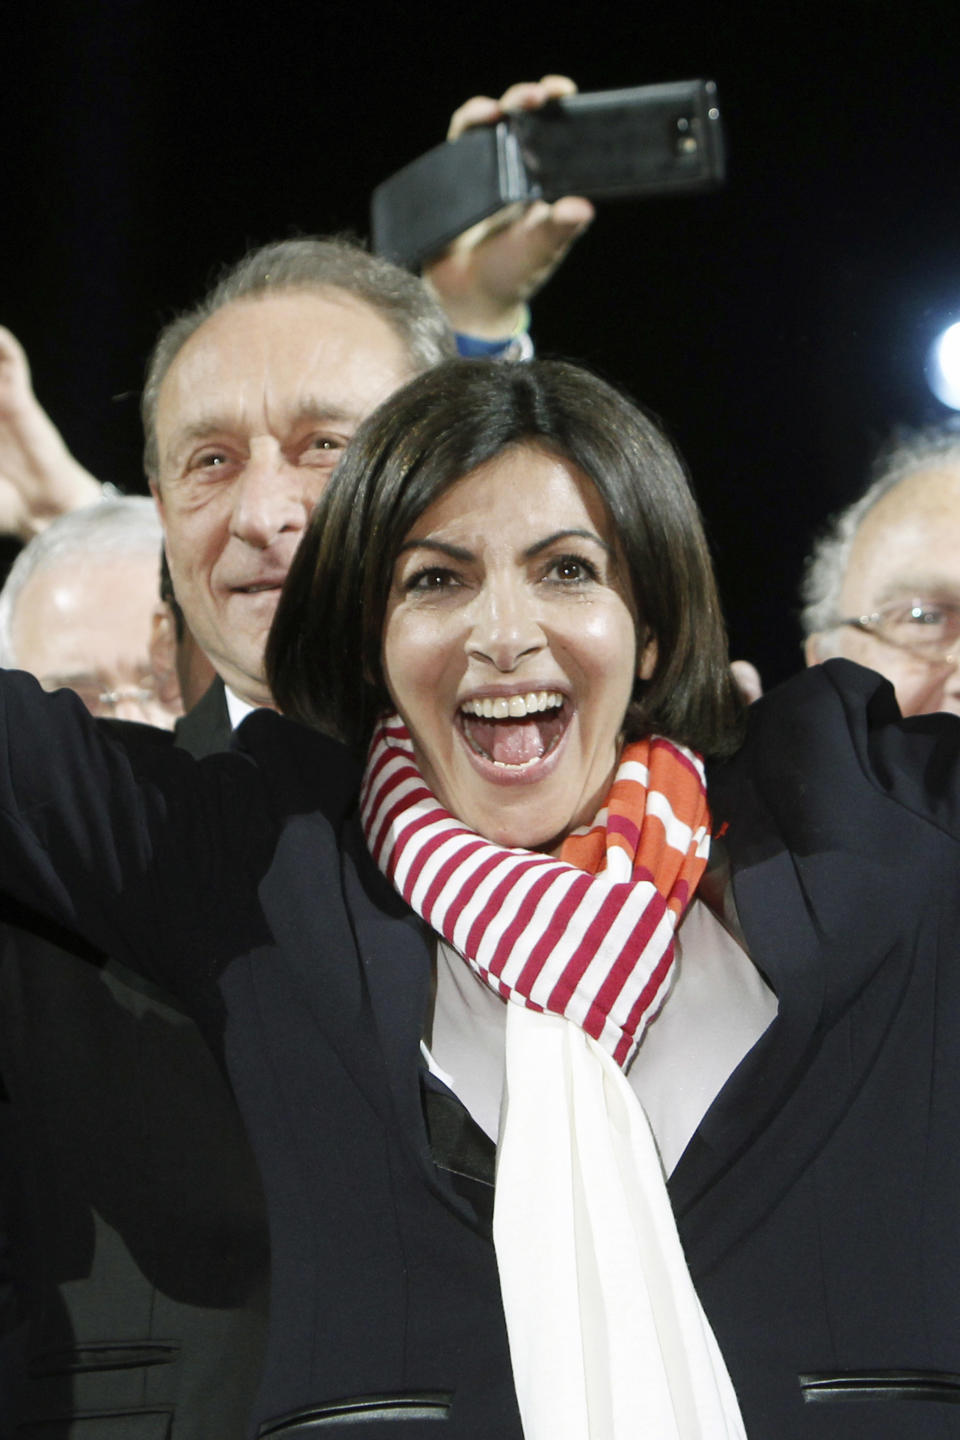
left=4, top=0, right=959, bottom=686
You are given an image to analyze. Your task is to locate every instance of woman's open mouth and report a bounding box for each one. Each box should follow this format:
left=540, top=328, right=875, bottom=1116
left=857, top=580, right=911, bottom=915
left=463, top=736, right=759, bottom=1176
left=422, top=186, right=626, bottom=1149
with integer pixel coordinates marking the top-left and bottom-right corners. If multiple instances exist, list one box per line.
left=457, top=690, right=568, bottom=770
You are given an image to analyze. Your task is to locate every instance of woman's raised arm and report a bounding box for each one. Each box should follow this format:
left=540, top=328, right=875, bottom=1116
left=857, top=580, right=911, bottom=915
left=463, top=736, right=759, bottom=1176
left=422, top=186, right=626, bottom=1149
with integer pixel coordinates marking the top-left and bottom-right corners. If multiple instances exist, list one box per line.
left=0, top=670, right=279, bottom=996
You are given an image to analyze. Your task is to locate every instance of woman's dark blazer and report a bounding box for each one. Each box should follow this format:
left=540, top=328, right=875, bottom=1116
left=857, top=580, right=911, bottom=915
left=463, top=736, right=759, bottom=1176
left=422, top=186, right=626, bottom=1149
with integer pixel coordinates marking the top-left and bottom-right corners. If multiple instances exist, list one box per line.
left=678, top=658, right=960, bottom=1437
left=0, top=676, right=269, bottom=1440
left=0, top=671, right=522, bottom=1440
left=0, top=660, right=959, bottom=1438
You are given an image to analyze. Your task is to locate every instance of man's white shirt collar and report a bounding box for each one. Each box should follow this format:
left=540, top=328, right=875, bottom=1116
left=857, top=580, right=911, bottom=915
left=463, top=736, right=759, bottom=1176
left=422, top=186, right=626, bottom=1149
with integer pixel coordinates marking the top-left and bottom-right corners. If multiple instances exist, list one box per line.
left=224, top=686, right=260, bottom=731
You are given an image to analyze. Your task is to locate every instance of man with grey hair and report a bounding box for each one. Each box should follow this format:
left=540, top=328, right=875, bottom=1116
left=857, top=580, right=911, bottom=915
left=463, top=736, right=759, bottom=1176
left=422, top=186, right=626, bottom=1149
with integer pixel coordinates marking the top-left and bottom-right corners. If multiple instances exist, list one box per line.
left=801, top=427, right=960, bottom=717
left=0, top=496, right=181, bottom=726
left=145, top=234, right=456, bottom=726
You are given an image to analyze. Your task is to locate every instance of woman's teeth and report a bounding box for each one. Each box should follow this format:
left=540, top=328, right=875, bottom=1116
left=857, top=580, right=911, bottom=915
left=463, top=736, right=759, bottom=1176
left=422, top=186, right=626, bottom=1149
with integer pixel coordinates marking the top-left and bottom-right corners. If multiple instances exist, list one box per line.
left=458, top=692, right=568, bottom=768
left=460, top=690, right=563, bottom=720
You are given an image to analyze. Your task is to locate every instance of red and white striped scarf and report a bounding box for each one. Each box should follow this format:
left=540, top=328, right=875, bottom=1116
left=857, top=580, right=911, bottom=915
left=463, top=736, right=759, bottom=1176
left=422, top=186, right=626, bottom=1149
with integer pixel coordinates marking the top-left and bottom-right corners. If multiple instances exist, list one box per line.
left=360, top=714, right=711, bottom=1065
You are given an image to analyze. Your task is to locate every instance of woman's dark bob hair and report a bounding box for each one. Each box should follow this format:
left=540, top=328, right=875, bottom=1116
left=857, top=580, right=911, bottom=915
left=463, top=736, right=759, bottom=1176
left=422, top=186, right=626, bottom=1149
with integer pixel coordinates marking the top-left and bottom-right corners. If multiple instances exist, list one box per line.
left=268, top=358, right=743, bottom=759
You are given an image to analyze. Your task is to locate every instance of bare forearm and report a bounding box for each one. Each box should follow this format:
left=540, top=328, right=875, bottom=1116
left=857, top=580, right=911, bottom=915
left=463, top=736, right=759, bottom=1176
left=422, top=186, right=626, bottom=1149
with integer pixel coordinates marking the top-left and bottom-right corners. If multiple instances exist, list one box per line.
left=0, top=327, right=106, bottom=542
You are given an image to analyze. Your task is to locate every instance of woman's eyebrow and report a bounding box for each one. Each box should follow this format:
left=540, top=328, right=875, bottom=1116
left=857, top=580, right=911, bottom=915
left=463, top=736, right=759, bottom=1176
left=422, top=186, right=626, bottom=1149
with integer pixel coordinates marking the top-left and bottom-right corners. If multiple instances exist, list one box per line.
left=396, top=529, right=612, bottom=564
left=395, top=538, right=475, bottom=562
left=524, top=529, right=612, bottom=558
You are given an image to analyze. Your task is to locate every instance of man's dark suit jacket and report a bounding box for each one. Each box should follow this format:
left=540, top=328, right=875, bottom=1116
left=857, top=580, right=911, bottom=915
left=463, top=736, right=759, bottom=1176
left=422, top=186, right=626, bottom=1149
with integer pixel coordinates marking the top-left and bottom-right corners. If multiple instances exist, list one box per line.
left=0, top=660, right=958, bottom=1438
left=0, top=679, right=270, bottom=1439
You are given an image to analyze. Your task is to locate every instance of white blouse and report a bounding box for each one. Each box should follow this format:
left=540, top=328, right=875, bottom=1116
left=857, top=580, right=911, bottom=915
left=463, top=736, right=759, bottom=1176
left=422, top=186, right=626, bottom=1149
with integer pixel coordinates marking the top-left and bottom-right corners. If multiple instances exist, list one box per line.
left=424, top=895, right=777, bottom=1176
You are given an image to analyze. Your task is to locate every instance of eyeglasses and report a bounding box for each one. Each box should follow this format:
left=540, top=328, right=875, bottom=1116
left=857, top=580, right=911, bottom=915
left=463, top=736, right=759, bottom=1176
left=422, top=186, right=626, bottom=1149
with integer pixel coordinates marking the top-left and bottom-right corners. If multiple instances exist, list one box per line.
left=88, top=683, right=163, bottom=716
left=836, top=598, right=960, bottom=665
left=39, top=676, right=169, bottom=718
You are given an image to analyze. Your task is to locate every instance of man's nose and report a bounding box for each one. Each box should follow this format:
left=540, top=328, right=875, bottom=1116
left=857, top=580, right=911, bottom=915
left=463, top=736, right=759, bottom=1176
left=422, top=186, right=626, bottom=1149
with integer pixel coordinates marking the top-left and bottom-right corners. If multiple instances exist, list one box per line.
left=230, top=447, right=311, bottom=548
left=466, top=580, right=546, bottom=672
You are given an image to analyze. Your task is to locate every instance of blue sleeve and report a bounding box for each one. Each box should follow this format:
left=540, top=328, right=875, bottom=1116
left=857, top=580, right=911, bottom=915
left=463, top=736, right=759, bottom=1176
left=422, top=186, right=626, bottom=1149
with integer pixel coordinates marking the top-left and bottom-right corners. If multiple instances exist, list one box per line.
left=454, top=331, right=534, bottom=361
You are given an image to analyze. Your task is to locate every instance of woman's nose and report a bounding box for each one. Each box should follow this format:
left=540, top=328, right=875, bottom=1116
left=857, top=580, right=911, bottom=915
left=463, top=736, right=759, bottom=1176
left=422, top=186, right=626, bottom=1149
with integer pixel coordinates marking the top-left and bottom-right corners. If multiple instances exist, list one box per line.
left=466, top=581, right=546, bottom=672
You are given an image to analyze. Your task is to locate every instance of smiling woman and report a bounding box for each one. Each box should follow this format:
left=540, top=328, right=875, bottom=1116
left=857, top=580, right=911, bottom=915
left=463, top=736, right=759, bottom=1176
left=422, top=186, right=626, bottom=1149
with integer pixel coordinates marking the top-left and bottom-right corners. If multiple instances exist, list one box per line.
left=267, top=360, right=759, bottom=1435
left=265, top=357, right=960, bottom=1439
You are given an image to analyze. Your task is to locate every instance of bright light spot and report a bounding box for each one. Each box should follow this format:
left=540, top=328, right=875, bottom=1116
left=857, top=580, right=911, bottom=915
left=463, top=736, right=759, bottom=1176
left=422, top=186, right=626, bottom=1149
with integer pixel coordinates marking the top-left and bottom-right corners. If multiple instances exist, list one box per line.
left=928, top=322, right=960, bottom=410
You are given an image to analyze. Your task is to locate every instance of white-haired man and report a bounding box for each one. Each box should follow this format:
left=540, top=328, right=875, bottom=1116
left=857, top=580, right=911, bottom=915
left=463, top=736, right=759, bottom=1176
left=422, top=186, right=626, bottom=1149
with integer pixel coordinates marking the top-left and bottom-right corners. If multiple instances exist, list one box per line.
left=0, top=496, right=183, bottom=726
left=801, top=428, right=960, bottom=717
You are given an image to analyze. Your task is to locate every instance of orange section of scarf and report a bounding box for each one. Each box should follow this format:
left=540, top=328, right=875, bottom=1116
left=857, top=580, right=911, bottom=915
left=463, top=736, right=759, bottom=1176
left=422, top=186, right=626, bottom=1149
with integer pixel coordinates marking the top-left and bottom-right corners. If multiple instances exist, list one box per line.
left=559, top=735, right=710, bottom=913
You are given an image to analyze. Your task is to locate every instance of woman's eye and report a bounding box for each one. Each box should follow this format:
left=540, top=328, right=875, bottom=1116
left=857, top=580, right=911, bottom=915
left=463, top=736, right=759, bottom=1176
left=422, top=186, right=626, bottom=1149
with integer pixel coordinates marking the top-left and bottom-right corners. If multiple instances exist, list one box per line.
left=405, top=567, right=459, bottom=592
left=547, top=554, right=600, bottom=584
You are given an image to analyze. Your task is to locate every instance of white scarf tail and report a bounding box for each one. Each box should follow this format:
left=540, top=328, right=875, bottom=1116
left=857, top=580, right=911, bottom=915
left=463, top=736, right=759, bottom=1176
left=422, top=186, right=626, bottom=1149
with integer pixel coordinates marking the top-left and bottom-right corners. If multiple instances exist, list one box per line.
left=494, top=1006, right=746, bottom=1440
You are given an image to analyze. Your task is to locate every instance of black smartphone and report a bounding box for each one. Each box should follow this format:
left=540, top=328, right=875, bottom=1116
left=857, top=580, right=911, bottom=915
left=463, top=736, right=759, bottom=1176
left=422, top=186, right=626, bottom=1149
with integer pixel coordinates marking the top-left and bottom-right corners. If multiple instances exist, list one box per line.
left=371, top=79, right=725, bottom=270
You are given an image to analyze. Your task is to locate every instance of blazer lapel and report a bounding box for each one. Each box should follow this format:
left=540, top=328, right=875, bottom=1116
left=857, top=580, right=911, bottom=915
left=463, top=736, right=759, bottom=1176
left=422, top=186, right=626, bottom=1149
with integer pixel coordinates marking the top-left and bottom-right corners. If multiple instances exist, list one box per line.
left=174, top=678, right=233, bottom=759
left=669, top=719, right=837, bottom=1264
left=672, top=672, right=914, bottom=1275
left=340, top=814, right=434, bottom=1150
left=341, top=815, right=496, bottom=1227
left=669, top=837, right=828, bottom=1267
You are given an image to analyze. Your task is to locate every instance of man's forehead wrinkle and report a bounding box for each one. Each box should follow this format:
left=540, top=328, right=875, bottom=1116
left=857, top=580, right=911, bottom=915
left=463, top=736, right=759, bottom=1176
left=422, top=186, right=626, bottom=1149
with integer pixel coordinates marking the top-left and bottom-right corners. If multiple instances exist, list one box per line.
left=164, top=396, right=358, bottom=458
left=260, top=389, right=359, bottom=432
left=155, top=289, right=413, bottom=488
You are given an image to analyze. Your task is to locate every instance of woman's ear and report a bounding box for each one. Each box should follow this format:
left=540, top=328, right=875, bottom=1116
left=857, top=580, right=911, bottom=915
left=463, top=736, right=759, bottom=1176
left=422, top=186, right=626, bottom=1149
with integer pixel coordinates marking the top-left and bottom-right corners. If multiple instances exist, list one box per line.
left=637, top=634, right=658, bottom=681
